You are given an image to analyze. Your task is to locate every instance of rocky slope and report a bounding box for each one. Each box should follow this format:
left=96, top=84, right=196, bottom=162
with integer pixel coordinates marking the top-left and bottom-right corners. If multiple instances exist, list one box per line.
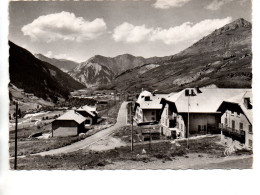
left=69, top=61, right=115, bottom=88
left=68, top=54, right=167, bottom=87
left=35, top=53, right=79, bottom=72
left=9, top=41, right=85, bottom=101
left=113, top=18, right=252, bottom=93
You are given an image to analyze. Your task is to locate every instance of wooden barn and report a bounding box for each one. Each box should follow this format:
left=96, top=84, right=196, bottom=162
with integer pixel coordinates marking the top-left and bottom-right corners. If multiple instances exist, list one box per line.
left=52, top=110, right=87, bottom=137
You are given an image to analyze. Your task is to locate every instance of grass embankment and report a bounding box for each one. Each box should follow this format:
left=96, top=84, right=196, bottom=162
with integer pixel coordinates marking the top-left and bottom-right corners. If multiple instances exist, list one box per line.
left=9, top=123, right=112, bottom=157
left=113, top=125, right=162, bottom=143
left=11, top=135, right=251, bottom=170
left=98, top=100, right=122, bottom=124
left=9, top=136, right=86, bottom=157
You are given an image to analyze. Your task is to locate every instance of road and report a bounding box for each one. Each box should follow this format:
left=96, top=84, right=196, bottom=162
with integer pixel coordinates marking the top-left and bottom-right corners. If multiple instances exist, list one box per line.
left=36, top=101, right=129, bottom=156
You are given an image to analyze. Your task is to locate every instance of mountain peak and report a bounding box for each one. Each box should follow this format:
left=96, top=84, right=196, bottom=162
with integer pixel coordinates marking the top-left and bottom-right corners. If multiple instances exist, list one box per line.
left=212, top=18, right=251, bottom=36
left=231, top=18, right=251, bottom=27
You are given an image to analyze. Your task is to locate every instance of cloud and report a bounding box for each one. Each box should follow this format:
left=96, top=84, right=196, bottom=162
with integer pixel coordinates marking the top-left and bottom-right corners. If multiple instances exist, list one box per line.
left=112, top=22, right=152, bottom=43
left=112, top=17, right=232, bottom=45
left=205, top=0, right=234, bottom=11
left=43, top=51, right=81, bottom=62
left=153, top=0, right=191, bottom=9
left=45, top=51, right=53, bottom=58
left=22, top=11, right=107, bottom=43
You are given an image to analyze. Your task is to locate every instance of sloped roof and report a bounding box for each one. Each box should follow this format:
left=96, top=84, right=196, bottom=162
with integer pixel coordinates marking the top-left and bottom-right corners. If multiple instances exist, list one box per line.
left=222, top=91, right=252, bottom=124
left=136, top=91, right=167, bottom=109
left=76, top=105, right=97, bottom=117
left=165, top=88, right=251, bottom=113
left=56, top=110, right=87, bottom=124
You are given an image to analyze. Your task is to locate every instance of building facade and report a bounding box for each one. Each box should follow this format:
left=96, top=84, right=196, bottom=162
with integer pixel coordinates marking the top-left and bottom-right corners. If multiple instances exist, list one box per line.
left=217, top=91, right=252, bottom=150
left=52, top=110, right=87, bottom=137
left=76, top=105, right=98, bottom=125
left=160, top=88, right=250, bottom=139
left=134, top=90, right=166, bottom=125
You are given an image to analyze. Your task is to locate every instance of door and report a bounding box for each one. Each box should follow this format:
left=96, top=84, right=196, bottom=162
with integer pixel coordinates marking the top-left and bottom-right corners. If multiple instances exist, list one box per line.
left=198, top=125, right=201, bottom=132
left=171, top=131, right=177, bottom=139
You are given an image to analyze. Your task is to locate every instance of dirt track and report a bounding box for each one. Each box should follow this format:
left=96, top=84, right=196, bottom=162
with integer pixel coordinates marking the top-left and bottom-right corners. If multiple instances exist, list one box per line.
left=36, top=101, right=129, bottom=156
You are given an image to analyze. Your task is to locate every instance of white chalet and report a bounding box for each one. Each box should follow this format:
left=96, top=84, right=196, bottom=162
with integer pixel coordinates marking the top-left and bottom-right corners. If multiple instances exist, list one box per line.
left=134, top=90, right=166, bottom=125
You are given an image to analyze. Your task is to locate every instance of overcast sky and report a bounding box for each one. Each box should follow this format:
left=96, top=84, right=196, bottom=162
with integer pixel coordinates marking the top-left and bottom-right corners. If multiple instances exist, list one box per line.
left=9, top=0, right=252, bottom=63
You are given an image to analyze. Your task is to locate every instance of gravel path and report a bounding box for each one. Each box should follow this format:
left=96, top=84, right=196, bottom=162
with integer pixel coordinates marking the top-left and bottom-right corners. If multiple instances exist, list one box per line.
left=35, top=101, right=129, bottom=156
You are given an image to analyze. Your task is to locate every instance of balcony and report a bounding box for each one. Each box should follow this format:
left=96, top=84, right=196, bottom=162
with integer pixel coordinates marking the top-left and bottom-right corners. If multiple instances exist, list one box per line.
left=219, top=123, right=245, bottom=143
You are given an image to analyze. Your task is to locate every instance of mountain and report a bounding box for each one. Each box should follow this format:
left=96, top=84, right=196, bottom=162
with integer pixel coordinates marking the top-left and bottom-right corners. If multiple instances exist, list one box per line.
left=68, top=53, right=168, bottom=87
left=113, top=18, right=252, bottom=93
left=83, top=54, right=148, bottom=74
left=9, top=41, right=85, bottom=101
left=69, top=61, right=115, bottom=88
left=35, top=53, right=79, bottom=72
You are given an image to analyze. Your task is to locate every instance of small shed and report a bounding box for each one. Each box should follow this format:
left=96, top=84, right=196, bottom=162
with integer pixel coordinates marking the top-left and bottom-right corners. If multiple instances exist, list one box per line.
left=52, top=110, right=87, bottom=137
left=76, top=105, right=98, bottom=125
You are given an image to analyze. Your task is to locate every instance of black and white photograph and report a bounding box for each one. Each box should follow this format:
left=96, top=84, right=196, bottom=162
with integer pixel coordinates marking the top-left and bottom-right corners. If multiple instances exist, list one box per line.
left=5, top=0, right=254, bottom=171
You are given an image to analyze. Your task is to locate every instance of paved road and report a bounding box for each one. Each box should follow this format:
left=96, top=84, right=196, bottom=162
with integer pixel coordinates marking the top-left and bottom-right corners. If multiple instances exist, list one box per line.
left=36, top=101, right=129, bottom=156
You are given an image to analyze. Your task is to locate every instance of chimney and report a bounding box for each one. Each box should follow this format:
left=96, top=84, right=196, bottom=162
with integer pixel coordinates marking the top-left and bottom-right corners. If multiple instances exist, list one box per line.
left=185, top=89, right=190, bottom=96
left=195, top=87, right=202, bottom=93
left=244, top=97, right=252, bottom=109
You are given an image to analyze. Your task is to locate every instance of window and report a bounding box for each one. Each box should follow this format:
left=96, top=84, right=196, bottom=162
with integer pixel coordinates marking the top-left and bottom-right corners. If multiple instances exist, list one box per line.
left=249, top=139, right=253, bottom=148
left=152, top=111, right=155, bottom=115
left=152, top=117, right=155, bottom=121
left=232, top=120, right=235, bottom=129
left=144, top=96, right=150, bottom=101
left=185, top=89, right=189, bottom=96
left=169, top=120, right=176, bottom=128
left=249, top=125, right=253, bottom=134
left=225, top=118, right=228, bottom=125
left=85, top=119, right=91, bottom=124
left=239, top=122, right=243, bottom=130
left=231, top=111, right=234, bottom=116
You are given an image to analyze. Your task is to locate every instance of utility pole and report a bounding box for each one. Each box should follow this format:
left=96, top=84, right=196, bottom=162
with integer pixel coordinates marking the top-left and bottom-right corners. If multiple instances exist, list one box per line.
left=14, top=102, right=18, bottom=170
left=149, top=129, right=151, bottom=151
left=130, top=102, right=134, bottom=151
left=187, top=93, right=190, bottom=149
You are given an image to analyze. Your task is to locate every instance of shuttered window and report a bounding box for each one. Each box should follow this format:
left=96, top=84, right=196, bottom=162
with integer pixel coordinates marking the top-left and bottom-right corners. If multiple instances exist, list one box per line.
left=232, top=120, right=235, bottom=129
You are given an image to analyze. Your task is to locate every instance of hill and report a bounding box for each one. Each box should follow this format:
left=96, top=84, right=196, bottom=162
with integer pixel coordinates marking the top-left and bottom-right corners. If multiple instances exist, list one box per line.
left=9, top=41, right=85, bottom=101
left=35, top=53, right=79, bottom=72
left=113, top=18, right=252, bottom=93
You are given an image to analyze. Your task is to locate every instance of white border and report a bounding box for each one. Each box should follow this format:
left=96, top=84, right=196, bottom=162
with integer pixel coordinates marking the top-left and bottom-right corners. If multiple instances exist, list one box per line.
left=1, top=1, right=260, bottom=195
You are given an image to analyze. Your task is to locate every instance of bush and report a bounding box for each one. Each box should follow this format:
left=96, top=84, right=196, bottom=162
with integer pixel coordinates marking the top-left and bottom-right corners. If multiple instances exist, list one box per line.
left=171, top=148, right=187, bottom=157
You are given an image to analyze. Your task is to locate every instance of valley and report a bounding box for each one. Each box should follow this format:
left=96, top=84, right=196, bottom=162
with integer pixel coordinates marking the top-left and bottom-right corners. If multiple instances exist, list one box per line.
left=8, top=18, right=253, bottom=170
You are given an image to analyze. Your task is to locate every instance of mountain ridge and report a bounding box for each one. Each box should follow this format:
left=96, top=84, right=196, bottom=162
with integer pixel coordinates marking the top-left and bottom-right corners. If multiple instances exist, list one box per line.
left=112, top=18, right=252, bottom=93
left=9, top=41, right=85, bottom=101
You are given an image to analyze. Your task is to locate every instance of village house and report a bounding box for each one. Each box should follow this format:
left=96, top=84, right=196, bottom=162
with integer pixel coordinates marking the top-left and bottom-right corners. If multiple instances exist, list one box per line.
left=217, top=91, right=252, bottom=150
left=76, top=105, right=98, bottom=126
left=52, top=110, right=87, bottom=137
left=160, top=88, right=250, bottom=139
left=134, top=90, right=166, bottom=125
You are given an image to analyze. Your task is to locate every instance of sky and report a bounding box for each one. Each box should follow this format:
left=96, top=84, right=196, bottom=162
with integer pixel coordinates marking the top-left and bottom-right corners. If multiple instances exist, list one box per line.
left=9, top=0, right=252, bottom=63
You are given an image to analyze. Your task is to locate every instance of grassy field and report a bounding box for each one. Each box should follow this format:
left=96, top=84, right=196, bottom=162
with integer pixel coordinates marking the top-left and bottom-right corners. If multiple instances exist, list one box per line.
left=98, top=100, right=122, bottom=124
left=9, top=136, right=86, bottom=157
left=10, top=135, right=252, bottom=170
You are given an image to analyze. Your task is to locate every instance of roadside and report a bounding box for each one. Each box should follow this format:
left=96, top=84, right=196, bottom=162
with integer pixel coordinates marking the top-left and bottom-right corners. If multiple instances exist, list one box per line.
left=10, top=134, right=252, bottom=170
